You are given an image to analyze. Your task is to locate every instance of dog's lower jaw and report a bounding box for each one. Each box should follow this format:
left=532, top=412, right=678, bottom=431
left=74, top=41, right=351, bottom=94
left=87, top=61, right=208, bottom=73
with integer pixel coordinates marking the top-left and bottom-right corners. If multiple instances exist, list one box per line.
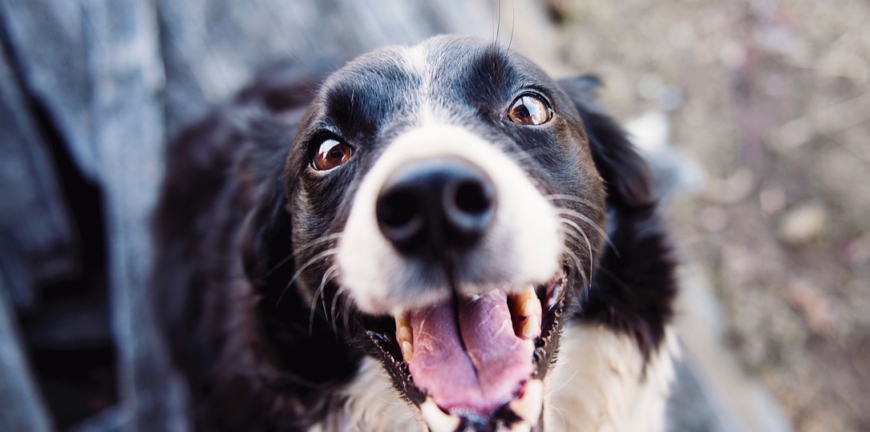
left=395, top=273, right=562, bottom=420
left=316, top=323, right=677, bottom=432
left=355, top=271, right=566, bottom=432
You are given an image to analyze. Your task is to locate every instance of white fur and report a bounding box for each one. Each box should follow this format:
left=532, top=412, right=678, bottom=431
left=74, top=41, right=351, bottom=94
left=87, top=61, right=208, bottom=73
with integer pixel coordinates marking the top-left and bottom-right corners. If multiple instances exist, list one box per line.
left=312, top=324, right=678, bottom=431
left=544, top=324, right=678, bottom=432
left=396, top=44, right=437, bottom=126
left=336, top=124, right=562, bottom=315
left=312, top=358, right=422, bottom=432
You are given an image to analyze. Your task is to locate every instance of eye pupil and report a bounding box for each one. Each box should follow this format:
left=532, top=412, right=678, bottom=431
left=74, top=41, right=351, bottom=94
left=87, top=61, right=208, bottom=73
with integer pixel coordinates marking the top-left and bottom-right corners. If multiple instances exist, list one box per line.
left=514, top=105, right=531, bottom=122
left=508, top=94, right=552, bottom=126
left=313, top=138, right=353, bottom=171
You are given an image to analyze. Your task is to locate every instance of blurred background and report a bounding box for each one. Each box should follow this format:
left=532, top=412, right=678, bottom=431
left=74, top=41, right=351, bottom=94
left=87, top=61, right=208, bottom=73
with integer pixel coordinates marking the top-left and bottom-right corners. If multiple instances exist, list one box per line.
left=0, top=0, right=867, bottom=431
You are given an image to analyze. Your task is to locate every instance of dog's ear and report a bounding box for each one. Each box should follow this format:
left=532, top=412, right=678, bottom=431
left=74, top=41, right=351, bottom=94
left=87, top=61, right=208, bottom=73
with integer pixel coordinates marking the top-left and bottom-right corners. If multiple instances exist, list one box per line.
left=557, top=75, right=654, bottom=210
left=236, top=66, right=322, bottom=293
left=558, top=76, right=676, bottom=361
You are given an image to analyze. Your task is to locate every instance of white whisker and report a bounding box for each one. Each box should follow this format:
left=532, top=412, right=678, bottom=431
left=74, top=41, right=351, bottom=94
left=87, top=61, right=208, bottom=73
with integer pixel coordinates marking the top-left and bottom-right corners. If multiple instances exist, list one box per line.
left=267, top=233, right=342, bottom=277
left=555, top=208, right=619, bottom=257
left=330, top=286, right=347, bottom=333
left=544, top=193, right=597, bottom=209
left=559, top=218, right=595, bottom=284
left=309, top=264, right=340, bottom=335
left=276, top=248, right=339, bottom=306
left=564, top=248, right=588, bottom=288
left=548, top=364, right=583, bottom=396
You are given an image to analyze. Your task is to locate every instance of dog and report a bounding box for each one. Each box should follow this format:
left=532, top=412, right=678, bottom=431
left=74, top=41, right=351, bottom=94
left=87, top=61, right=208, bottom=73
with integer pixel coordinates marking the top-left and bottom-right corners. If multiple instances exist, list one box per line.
left=151, top=35, right=678, bottom=432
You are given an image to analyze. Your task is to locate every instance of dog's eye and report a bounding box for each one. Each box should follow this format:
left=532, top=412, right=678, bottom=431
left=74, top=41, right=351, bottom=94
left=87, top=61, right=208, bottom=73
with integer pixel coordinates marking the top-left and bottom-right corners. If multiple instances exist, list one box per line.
left=508, top=94, right=552, bottom=126
left=313, top=139, right=354, bottom=171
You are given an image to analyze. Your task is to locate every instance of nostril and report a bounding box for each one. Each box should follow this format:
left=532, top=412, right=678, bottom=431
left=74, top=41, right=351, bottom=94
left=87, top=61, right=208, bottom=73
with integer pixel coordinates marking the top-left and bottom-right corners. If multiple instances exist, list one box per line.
left=454, top=180, right=492, bottom=215
left=444, top=174, right=496, bottom=238
left=378, top=189, right=418, bottom=228
left=376, top=188, right=425, bottom=247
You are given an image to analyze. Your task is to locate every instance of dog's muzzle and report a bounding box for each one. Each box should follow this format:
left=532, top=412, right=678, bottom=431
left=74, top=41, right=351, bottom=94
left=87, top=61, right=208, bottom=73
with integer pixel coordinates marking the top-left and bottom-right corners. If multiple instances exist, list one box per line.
left=336, top=124, right=567, bottom=431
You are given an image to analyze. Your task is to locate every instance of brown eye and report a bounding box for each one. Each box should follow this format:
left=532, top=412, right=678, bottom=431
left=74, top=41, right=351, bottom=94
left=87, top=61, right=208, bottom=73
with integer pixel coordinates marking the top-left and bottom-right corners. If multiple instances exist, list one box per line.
left=508, top=94, right=552, bottom=126
left=313, top=139, right=353, bottom=171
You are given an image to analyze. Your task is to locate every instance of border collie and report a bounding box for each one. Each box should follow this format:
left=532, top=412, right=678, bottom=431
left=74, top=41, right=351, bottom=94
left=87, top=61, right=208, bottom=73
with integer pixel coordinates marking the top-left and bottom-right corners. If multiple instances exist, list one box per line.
left=152, top=35, right=678, bottom=432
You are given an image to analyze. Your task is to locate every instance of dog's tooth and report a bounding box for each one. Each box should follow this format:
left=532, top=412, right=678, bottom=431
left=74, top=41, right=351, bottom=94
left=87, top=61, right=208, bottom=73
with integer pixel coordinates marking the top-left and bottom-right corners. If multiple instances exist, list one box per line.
left=396, top=313, right=410, bottom=329
left=521, top=314, right=541, bottom=339
left=397, top=325, right=412, bottom=344
left=401, top=341, right=414, bottom=361
left=522, top=296, right=542, bottom=318
left=511, top=286, right=537, bottom=316
left=395, top=313, right=415, bottom=361
left=520, top=318, right=538, bottom=339
left=396, top=313, right=413, bottom=341
left=509, top=380, right=544, bottom=425
left=521, top=285, right=536, bottom=303
left=420, top=398, right=460, bottom=432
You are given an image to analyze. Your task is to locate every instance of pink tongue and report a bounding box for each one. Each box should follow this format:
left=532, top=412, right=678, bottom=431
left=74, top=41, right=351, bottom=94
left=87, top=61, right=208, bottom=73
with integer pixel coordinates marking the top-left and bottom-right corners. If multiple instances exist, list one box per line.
left=407, top=290, right=534, bottom=416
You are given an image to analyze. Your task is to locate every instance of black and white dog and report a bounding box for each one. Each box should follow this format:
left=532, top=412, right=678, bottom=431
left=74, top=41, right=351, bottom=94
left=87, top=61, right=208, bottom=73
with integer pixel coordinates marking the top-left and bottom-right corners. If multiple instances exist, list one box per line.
left=152, top=35, right=678, bottom=432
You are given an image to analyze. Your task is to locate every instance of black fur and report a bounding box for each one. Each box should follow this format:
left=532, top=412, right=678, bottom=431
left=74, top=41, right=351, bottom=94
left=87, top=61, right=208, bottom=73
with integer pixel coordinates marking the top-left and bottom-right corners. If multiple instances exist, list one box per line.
left=557, top=76, right=677, bottom=360
left=152, top=67, right=363, bottom=431
left=151, top=38, right=676, bottom=431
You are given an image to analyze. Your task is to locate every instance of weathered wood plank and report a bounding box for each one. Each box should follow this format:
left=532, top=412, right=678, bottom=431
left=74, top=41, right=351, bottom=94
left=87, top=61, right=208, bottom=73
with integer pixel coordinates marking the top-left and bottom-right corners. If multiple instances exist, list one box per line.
left=155, top=0, right=552, bottom=134
left=0, top=0, right=97, bottom=180
left=0, top=274, right=54, bottom=432
left=68, top=405, right=128, bottom=432
left=82, top=0, right=190, bottom=430
left=0, top=32, right=77, bottom=311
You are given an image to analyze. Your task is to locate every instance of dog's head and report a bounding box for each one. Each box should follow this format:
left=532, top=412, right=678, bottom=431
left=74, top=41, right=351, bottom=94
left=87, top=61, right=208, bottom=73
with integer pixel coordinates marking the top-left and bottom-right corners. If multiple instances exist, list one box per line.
left=245, top=35, right=653, bottom=432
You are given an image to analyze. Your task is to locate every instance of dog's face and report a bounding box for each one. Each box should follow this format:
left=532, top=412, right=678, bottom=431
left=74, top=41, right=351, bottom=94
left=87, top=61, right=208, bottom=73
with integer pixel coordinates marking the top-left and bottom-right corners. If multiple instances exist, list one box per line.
left=283, top=36, right=608, bottom=431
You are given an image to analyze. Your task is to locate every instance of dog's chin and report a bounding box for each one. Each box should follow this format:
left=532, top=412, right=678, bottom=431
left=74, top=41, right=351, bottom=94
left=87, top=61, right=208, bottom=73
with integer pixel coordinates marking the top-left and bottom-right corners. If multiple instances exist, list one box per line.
left=362, top=268, right=568, bottom=432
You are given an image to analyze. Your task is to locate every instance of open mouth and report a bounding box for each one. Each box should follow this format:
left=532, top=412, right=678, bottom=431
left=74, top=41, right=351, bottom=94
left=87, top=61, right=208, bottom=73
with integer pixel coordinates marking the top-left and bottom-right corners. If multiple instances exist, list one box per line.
left=366, top=270, right=568, bottom=432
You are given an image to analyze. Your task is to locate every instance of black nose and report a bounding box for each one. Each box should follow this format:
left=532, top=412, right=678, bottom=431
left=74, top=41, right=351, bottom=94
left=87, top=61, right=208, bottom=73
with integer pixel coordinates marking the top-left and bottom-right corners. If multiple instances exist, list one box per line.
left=375, top=158, right=496, bottom=260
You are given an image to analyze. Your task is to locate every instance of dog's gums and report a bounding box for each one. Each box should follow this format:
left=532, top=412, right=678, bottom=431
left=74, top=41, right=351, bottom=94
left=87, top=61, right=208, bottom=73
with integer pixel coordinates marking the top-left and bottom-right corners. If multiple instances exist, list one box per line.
left=369, top=271, right=566, bottom=431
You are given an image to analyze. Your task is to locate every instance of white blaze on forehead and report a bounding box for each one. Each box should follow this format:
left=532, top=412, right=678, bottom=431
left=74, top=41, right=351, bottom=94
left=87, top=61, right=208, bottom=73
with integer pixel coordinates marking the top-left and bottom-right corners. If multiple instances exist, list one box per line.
left=396, top=38, right=457, bottom=127
left=337, top=124, right=562, bottom=315
left=398, top=42, right=430, bottom=89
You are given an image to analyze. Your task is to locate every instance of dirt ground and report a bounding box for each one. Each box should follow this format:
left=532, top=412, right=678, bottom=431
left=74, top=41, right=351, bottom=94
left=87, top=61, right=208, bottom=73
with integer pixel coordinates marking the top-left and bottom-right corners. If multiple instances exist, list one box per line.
left=544, top=0, right=870, bottom=430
